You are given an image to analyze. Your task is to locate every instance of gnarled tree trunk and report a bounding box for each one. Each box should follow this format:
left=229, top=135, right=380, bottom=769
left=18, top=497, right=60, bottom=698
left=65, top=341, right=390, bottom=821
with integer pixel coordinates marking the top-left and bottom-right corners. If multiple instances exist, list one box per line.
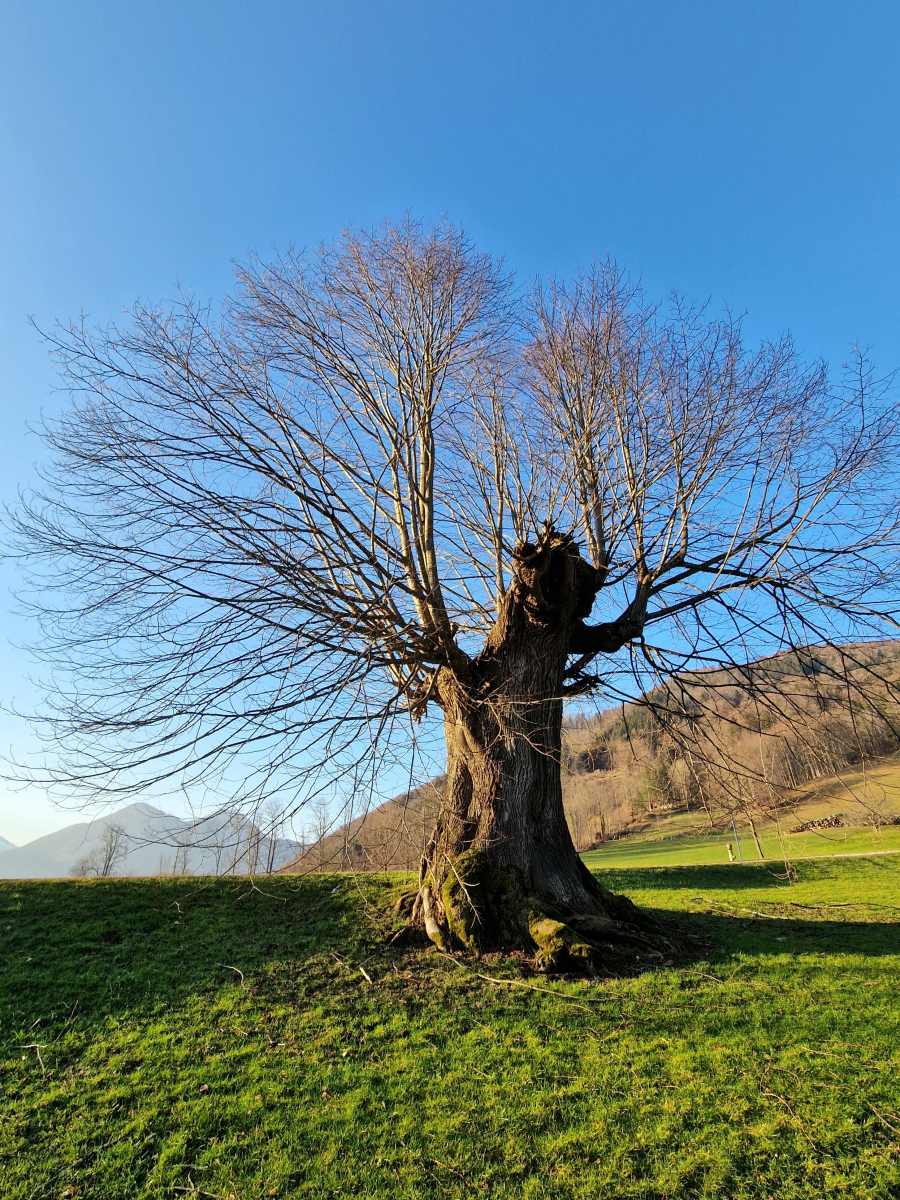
left=412, top=527, right=660, bottom=970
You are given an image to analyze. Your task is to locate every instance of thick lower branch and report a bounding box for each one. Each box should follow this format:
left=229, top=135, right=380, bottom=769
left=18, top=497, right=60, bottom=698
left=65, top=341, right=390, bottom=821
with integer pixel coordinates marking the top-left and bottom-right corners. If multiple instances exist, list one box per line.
left=567, top=613, right=645, bottom=664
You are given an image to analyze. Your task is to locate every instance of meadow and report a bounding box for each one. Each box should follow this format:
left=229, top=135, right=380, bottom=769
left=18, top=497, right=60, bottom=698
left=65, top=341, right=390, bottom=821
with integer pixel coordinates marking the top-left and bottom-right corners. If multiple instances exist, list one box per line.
left=581, top=827, right=900, bottom=870
left=2, top=857, right=898, bottom=1199
left=581, top=756, right=900, bottom=870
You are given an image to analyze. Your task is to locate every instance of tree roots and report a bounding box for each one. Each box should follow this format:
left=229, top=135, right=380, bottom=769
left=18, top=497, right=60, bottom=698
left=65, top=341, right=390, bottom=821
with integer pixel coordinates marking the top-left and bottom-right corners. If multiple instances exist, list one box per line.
left=392, top=859, right=676, bottom=975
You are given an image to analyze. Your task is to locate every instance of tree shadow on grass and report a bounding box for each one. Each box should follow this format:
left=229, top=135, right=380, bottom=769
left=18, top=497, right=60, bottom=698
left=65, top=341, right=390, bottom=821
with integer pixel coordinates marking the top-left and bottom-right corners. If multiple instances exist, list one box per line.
left=594, top=858, right=900, bottom=966
left=651, top=907, right=900, bottom=962
left=1, top=871, right=897, bottom=1039
left=0, top=874, right=403, bottom=1034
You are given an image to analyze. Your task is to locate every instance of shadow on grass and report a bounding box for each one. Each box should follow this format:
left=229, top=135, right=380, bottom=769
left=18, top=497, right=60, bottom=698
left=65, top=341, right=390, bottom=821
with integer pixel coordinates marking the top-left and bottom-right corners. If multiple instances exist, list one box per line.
left=651, top=908, right=900, bottom=962
left=2, top=868, right=898, bottom=1042
left=0, top=874, right=403, bottom=1034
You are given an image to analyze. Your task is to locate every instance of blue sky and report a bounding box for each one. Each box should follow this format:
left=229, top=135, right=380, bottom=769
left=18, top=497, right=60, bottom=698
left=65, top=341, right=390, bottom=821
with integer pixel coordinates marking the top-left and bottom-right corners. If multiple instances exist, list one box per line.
left=1, top=1, right=898, bottom=842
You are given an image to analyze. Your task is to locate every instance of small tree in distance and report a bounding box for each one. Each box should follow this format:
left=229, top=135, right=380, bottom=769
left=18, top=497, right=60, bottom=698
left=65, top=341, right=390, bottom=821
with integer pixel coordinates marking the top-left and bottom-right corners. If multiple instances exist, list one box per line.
left=15, top=218, right=900, bottom=968
left=72, top=822, right=129, bottom=878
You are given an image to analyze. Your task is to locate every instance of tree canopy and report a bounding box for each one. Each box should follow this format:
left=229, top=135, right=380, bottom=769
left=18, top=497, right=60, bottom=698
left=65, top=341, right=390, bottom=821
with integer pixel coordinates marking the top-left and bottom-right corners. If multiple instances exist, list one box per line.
left=10, top=218, right=900, bottom=837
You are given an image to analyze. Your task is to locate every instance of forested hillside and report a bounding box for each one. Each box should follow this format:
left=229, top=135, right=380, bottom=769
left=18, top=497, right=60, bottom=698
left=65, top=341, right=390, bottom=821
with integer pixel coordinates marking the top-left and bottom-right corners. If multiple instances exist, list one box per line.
left=561, top=641, right=900, bottom=849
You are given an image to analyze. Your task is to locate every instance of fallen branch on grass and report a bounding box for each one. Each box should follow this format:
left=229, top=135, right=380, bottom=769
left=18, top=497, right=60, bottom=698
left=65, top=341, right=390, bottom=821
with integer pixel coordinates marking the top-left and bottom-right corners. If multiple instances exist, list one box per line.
left=788, top=901, right=900, bottom=912
left=437, top=951, right=621, bottom=1011
left=20, top=1043, right=46, bottom=1074
left=761, top=1088, right=818, bottom=1150
left=216, top=963, right=246, bottom=988
left=869, top=1105, right=900, bottom=1134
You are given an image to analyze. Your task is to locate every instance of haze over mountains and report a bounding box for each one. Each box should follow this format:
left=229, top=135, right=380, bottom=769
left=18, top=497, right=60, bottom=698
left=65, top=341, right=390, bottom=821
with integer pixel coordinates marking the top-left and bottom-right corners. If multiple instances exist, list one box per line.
left=0, top=802, right=301, bottom=879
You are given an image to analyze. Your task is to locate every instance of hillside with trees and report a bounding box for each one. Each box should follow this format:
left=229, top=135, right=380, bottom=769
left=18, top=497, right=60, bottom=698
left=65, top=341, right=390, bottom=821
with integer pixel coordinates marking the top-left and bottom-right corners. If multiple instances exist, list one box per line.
left=561, top=640, right=900, bottom=852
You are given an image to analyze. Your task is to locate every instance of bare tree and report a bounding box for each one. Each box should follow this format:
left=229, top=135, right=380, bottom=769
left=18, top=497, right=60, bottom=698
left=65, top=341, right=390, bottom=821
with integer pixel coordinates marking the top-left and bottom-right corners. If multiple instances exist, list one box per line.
left=245, top=817, right=262, bottom=876
left=566, top=804, right=586, bottom=853
left=170, top=827, right=194, bottom=876
left=632, top=641, right=900, bottom=859
left=261, top=798, right=286, bottom=874
left=72, top=822, right=129, bottom=878
left=13, top=220, right=900, bottom=967
left=305, top=800, right=336, bottom=871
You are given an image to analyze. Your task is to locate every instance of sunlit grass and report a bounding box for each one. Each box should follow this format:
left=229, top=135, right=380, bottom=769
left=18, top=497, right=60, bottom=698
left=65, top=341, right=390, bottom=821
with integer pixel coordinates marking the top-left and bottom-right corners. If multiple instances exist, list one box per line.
left=582, top=826, right=900, bottom=869
left=2, top=858, right=898, bottom=1198
left=581, top=756, right=900, bottom=870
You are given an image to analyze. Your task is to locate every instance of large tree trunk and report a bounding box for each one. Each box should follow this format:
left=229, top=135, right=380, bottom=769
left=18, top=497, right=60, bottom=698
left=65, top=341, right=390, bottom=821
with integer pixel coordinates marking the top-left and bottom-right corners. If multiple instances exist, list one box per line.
left=412, top=527, right=661, bottom=971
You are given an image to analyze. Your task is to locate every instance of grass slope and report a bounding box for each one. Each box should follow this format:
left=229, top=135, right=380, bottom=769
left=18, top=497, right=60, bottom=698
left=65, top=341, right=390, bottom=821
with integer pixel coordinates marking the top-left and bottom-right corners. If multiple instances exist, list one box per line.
left=2, top=859, right=899, bottom=1199
left=581, top=757, right=900, bottom=870
left=582, top=828, right=900, bottom=870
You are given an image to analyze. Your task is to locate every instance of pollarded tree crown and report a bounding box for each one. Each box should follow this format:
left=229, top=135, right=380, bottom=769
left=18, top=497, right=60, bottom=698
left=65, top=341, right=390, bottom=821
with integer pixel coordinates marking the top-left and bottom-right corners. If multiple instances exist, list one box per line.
left=8, top=217, right=900, bottom=832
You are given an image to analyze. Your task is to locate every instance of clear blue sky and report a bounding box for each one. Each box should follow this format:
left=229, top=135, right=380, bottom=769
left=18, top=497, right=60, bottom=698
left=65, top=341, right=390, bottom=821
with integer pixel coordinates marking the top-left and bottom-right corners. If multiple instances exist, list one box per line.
left=1, top=1, right=898, bottom=842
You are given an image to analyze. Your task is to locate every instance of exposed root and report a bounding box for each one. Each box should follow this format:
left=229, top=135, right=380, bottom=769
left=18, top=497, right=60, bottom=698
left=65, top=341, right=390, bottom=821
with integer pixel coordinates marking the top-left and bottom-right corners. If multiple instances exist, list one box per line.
left=420, top=885, right=447, bottom=950
left=392, top=890, right=416, bottom=919
left=527, top=908, right=673, bottom=973
left=397, top=865, right=677, bottom=976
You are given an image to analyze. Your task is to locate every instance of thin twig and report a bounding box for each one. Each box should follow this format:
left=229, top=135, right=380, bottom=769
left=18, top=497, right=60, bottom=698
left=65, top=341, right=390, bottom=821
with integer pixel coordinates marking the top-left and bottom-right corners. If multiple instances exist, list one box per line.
left=437, top=951, right=621, bottom=1010
left=870, top=1105, right=900, bottom=1134
left=235, top=877, right=287, bottom=903
left=693, top=897, right=785, bottom=921
left=21, top=1044, right=47, bottom=1074
left=216, top=963, right=246, bottom=989
left=173, top=1189, right=230, bottom=1198
left=762, top=1088, right=818, bottom=1150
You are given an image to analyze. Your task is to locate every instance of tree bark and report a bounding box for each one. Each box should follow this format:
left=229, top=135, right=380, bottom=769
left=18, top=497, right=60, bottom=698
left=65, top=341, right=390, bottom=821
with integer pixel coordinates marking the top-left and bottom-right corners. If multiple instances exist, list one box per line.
left=746, top=811, right=765, bottom=860
left=413, top=527, right=660, bottom=970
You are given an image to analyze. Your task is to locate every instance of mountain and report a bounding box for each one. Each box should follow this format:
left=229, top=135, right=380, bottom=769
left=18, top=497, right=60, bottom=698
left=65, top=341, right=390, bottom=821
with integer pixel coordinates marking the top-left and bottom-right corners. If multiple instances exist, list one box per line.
left=0, top=802, right=301, bottom=879
left=0, top=836, right=14, bottom=854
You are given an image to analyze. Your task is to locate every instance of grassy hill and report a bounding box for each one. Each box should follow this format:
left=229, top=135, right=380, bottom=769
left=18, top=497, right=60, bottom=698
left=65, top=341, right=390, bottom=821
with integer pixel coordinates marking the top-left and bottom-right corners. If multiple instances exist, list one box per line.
left=563, top=641, right=900, bottom=850
left=2, top=859, right=899, bottom=1198
left=582, top=756, right=900, bottom=870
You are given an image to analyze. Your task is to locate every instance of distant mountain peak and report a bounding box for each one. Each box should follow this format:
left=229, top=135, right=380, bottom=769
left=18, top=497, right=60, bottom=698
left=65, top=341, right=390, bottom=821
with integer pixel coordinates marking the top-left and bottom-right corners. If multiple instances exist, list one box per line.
left=0, top=802, right=299, bottom=879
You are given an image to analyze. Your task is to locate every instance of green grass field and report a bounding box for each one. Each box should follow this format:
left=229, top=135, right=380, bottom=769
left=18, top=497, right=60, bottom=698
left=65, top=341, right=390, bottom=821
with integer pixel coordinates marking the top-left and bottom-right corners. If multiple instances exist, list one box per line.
left=580, top=757, right=900, bottom=870
left=2, top=858, right=899, bottom=1198
left=581, top=827, right=900, bottom=870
